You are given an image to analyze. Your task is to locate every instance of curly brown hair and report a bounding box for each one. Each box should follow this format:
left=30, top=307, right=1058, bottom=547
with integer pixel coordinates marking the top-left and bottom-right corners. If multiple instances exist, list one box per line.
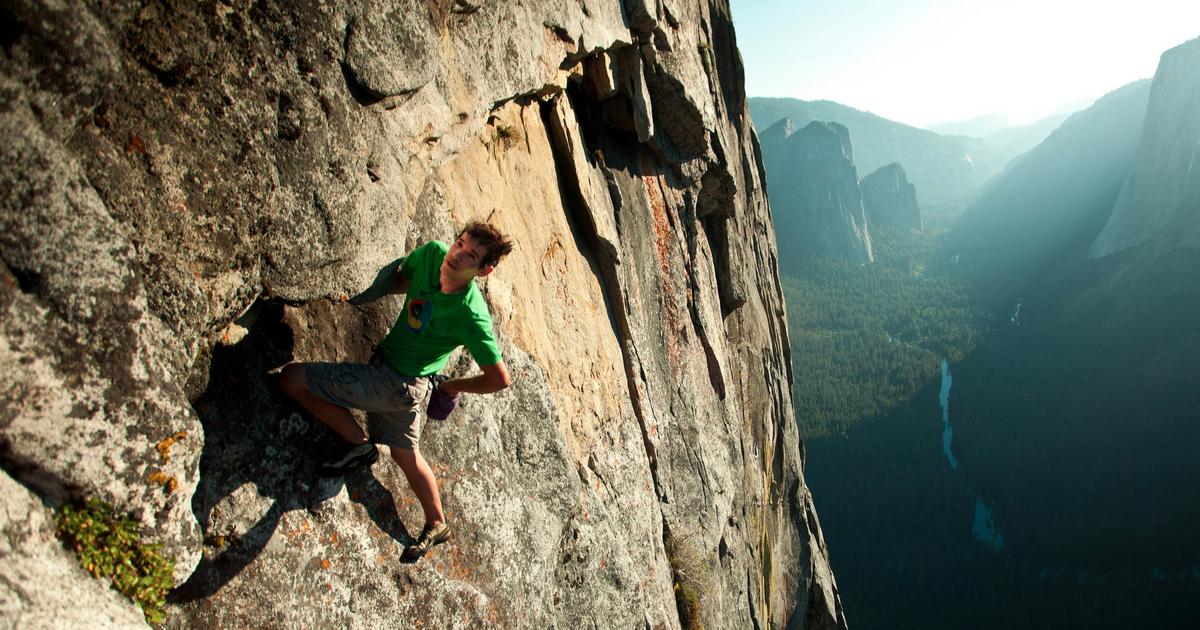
left=459, top=221, right=514, bottom=269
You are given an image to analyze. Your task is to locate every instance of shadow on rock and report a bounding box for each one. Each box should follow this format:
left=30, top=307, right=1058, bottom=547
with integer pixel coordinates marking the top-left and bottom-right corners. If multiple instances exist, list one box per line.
left=170, top=300, right=416, bottom=603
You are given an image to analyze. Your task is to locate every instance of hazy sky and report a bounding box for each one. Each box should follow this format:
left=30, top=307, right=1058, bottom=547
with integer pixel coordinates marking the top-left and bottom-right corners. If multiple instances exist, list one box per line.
left=729, top=0, right=1200, bottom=128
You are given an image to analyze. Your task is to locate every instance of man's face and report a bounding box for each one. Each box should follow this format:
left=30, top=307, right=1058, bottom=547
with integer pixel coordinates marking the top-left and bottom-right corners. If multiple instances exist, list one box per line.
left=441, top=233, right=493, bottom=281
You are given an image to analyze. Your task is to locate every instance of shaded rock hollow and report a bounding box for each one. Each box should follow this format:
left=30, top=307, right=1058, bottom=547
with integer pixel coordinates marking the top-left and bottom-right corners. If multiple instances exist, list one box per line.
left=0, top=0, right=844, bottom=628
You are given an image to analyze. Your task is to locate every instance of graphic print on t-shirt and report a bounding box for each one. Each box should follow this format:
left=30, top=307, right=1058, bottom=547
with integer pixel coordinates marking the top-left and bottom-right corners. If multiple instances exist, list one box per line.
left=405, top=296, right=433, bottom=334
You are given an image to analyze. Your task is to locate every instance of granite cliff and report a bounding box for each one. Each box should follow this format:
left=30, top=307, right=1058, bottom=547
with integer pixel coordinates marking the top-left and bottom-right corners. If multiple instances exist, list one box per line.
left=860, top=163, right=920, bottom=231
left=759, top=118, right=874, bottom=269
left=1090, top=37, right=1200, bottom=259
left=0, top=0, right=843, bottom=628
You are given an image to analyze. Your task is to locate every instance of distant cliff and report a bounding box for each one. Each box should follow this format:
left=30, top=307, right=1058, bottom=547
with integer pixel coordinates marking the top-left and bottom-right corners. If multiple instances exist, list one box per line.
left=861, top=163, right=921, bottom=231
left=750, top=98, right=1023, bottom=211
left=1090, top=37, right=1200, bottom=258
left=760, top=119, right=874, bottom=268
left=0, top=1, right=844, bottom=628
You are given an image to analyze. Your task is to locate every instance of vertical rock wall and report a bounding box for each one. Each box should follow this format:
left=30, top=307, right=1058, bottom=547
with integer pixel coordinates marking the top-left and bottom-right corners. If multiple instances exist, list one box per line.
left=0, top=0, right=843, bottom=627
left=1090, top=37, right=1200, bottom=259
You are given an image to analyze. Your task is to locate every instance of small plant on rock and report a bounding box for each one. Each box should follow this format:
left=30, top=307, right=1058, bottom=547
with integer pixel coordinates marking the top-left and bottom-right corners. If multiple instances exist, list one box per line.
left=666, top=531, right=711, bottom=630
left=494, top=123, right=523, bottom=147
left=55, top=498, right=175, bottom=624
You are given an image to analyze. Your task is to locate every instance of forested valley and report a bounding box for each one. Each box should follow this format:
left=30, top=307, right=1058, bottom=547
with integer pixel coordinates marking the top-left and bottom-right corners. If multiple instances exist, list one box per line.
left=783, top=221, right=983, bottom=438
left=790, top=220, right=1200, bottom=630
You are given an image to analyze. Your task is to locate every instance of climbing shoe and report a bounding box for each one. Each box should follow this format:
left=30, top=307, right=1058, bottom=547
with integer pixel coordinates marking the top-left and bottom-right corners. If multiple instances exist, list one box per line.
left=402, top=522, right=451, bottom=560
left=318, top=442, right=379, bottom=476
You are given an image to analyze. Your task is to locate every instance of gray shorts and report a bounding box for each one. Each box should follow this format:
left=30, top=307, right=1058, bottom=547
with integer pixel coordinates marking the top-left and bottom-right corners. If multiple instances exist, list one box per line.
left=304, top=358, right=431, bottom=449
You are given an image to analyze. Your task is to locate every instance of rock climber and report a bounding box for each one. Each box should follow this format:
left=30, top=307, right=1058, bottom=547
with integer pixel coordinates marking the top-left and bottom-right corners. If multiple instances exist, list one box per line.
left=278, top=221, right=513, bottom=560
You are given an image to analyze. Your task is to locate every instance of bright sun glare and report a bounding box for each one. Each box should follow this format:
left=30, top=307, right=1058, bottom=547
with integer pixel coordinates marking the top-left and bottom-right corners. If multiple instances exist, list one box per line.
left=732, top=0, right=1200, bottom=127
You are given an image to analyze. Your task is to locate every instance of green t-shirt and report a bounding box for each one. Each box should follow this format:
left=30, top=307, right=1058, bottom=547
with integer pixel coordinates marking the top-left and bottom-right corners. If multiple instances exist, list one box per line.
left=377, top=241, right=502, bottom=376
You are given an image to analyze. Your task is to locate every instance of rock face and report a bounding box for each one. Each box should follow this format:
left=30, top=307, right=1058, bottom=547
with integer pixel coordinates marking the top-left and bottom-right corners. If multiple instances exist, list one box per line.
left=1090, top=37, right=1200, bottom=258
left=0, top=1, right=844, bottom=629
left=861, top=163, right=921, bottom=230
left=761, top=119, right=874, bottom=269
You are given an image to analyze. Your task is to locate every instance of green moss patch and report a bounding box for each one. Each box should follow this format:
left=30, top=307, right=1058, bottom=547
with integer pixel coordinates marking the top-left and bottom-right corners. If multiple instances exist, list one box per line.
left=55, top=499, right=174, bottom=624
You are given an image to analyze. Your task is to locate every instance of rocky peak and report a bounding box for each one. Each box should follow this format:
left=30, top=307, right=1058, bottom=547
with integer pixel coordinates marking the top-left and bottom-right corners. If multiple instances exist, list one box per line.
left=758, top=116, right=794, bottom=148
left=861, top=162, right=922, bottom=230
left=760, top=121, right=874, bottom=268
left=792, top=121, right=854, bottom=162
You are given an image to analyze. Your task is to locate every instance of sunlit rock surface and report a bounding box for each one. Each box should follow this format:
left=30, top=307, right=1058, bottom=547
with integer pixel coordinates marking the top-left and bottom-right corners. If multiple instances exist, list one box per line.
left=0, top=1, right=844, bottom=627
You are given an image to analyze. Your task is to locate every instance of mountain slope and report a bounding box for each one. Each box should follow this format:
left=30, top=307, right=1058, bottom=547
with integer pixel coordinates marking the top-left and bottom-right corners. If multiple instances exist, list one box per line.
left=929, top=112, right=1010, bottom=137
left=982, top=112, right=1072, bottom=157
left=946, top=79, right=1152, bottom=304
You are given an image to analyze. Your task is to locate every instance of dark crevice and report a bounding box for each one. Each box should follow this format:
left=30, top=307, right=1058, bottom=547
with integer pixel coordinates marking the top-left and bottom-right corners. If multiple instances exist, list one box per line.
left=746, top=569, right=763, bottom=630
left=767, top=356, right=785, bottom=505
left=705, top=0, right=747, bottom=138
left=337, top=20, right=392, bottom=106
left=683, top=201, right=727, bottom=399
left=1, top=6, right=23, bottom=52
left=538, top=96, right=621, bottom=331
left=539, top=87, right=665, bottom=502
left=702, top=214, right=745, bottom=316
left=143, top=59, right=191, bottom=88
left=338, top=61, right=385, bottom=106
left=5, top=262, right=43, bottom=295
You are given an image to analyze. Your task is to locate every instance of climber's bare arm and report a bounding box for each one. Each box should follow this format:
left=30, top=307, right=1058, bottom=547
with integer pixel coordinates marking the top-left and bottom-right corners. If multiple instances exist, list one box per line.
left=441, top=361, right=511, bottom=396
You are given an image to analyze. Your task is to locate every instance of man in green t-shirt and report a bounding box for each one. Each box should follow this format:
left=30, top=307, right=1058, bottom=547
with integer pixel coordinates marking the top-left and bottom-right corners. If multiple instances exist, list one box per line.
left=279, top=222, right=513, bottom=560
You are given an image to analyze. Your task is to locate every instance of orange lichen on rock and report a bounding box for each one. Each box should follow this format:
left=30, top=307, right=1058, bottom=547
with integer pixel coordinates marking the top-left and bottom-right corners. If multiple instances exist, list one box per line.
left=282, top=519, right=314, bottom=546
left=156, top=430, right=188, bottom=463
left=146, top=470, right=179, bottom=493
left=643, top=170, right=685, bottom=373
